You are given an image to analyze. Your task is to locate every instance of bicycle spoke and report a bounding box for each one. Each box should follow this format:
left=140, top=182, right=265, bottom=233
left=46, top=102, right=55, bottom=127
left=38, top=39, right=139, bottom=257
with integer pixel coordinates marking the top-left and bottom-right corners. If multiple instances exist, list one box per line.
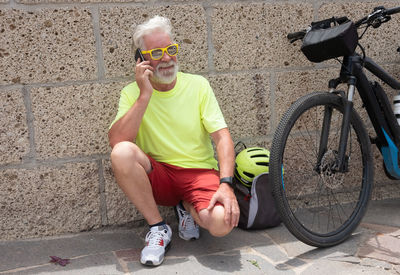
left=277, top=96, right=370, bottom=238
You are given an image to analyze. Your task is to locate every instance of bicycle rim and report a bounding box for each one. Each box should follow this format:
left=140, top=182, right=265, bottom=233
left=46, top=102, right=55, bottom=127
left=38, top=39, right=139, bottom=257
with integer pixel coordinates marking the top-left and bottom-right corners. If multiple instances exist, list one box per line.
left=270, top=92, right=373, bottom=247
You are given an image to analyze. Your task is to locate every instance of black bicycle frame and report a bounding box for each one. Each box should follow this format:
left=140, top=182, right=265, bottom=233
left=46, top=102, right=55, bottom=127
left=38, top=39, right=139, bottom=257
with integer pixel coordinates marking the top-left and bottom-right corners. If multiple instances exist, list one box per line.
left=333, top=54, right=400, bottom=178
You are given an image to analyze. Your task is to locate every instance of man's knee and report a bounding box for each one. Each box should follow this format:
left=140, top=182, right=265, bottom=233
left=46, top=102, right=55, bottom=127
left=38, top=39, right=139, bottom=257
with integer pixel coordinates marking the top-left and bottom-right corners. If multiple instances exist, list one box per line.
left=110, top=141, right=150, bottom=172
left=200, top=205, right=234, bottom=237
left=111, top=141, right=136, bottom=164
left=209, top=223, right=233, bottom=237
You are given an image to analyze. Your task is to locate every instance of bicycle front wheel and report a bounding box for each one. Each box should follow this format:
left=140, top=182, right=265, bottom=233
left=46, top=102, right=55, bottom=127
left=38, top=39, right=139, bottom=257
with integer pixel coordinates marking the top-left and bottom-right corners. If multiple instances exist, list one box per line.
left=270, top=92, right=373, bottom=247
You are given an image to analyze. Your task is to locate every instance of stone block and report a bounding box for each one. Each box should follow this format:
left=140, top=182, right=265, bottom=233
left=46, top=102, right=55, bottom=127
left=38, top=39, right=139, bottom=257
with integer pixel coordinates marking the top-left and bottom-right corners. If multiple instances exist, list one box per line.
left=0, top=89, right=30, bottom=164
left=16, top=0, right=142, bottom=3
left=318, top=2, right=400, bottom=64
left=232, top=136, right=272, bottom=151
left=0, top=162, right=101, bottom=240
left=103, top=159, right=141, bottom=225
left=102, top=159, right=174, bottom=226
left=0, top=8, right=97, bottom=85
left=100, top=4, right=207, bottom=78
left=275, top=68, right=338, bottom=122
left=208, top=73, right=270, bottom=140
left=30, top=82, right=126, bottom=159
left=372, top=180, right=400, bottom=200
left=211, top=2, right=313, bottom=71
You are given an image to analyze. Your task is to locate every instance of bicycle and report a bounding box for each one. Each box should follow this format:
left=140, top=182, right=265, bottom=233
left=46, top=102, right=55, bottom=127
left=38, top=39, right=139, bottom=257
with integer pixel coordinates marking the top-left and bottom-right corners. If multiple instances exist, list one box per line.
left=269, top=6, right=400, bottom=247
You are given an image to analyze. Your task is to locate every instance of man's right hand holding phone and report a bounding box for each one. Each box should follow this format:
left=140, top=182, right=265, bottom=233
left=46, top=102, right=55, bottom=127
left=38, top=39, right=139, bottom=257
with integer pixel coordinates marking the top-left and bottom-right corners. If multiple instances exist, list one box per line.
left=135, top=56, right=154, bottom=101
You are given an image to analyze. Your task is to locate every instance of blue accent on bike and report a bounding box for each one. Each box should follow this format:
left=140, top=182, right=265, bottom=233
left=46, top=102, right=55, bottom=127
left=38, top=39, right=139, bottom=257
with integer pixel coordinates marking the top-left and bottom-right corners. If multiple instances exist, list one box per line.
left=381, top=128, right=400, bottom=179
left=281, top=165, right=285, bottom=189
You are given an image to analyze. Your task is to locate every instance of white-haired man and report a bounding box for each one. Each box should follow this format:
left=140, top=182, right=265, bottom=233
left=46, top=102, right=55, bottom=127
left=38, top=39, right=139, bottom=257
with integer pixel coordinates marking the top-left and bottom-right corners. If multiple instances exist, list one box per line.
left=108, top=15, right=239, bottom=266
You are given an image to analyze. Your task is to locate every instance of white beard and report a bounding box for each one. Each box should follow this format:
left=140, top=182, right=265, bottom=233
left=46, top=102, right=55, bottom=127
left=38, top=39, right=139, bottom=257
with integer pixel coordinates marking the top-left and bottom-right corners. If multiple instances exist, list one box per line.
left=151, top=60, right=179, bottom=84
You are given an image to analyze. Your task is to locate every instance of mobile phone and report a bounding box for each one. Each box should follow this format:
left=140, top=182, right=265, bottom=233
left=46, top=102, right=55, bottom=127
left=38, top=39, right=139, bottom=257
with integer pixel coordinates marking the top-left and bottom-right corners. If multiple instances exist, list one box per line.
left=135, top=48, right=145, bottom=62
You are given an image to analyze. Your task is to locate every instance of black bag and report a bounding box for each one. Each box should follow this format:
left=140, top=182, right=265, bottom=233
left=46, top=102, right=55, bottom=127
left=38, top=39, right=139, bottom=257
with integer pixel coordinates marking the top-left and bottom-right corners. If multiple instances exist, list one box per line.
left=301, top=19, right=358, bottom=63
left=234, top=173, right=281, bottom=230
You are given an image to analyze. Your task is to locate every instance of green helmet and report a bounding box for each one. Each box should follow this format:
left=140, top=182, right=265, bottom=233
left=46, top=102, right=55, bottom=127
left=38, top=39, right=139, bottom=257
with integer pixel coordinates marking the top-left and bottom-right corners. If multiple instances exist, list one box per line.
left=234, top=147, right=270, bottom=187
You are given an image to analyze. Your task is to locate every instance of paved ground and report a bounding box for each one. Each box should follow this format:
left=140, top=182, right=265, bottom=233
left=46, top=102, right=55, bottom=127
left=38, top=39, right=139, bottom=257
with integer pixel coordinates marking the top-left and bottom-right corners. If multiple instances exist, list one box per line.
left=1, top=199, right=399, bottom=275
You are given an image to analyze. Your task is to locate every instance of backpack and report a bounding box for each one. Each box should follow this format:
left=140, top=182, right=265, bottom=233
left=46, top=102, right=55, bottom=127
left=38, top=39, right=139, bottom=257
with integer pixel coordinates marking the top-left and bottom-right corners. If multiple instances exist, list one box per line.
left=234, top=172, right=281, bottom=230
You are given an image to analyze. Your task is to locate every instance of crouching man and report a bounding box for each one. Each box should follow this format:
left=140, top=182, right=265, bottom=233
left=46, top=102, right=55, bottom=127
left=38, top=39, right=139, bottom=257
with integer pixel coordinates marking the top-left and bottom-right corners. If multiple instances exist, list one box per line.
left=108, top=15, right=239, bottom=266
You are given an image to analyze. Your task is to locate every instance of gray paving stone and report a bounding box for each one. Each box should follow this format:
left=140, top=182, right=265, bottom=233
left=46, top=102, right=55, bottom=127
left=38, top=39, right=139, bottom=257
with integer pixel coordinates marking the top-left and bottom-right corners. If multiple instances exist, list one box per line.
left=360, top=258, right=393, bottom=271
left=357, top=233, right=400, bottom=265
left=301, top=258, right=391, bottom=275
left=0, top=230, right=142, bottom=273
left=8, top=253, right=122, bottom=275
left=250, top=232, right=289, bottom=263
left=0, top=199, right=399, bottom=275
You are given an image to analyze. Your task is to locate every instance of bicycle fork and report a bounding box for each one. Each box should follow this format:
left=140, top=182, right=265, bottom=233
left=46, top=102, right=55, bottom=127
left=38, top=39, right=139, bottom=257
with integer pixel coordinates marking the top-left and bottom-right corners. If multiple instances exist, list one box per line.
left=316, top=78, right=356, bottom=173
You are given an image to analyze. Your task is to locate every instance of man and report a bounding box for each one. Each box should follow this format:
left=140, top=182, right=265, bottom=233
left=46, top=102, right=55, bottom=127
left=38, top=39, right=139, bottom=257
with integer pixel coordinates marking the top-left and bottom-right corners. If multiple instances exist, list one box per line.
left=108, top=15, right=239, bottom=266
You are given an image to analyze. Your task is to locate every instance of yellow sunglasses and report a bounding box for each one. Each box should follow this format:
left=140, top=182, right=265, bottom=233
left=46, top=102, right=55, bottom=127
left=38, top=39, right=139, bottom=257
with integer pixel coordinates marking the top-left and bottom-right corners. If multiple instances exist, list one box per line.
left=141, top=44, right=179, bottom=60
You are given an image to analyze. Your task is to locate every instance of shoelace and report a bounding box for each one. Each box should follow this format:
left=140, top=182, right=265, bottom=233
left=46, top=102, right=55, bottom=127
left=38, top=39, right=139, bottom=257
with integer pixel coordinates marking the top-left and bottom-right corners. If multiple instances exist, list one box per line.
left=145, top=230, right=167, bottom=248
left=182, top=213, right=197, bottom=230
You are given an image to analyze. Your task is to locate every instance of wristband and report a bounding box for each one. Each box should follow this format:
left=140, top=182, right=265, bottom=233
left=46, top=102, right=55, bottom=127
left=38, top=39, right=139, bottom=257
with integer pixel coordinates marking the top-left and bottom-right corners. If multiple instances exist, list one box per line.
left=220, top=176, right=234, bottom=188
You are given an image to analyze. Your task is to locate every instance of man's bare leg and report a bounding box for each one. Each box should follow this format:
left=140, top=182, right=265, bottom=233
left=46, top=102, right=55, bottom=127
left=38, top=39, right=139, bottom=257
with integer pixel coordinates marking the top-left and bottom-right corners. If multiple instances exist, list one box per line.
left=111, top=141, right=172, bottom=266
left=110, top=141, right=162, bottom=225
left=182, top=201, right=233, bottom=237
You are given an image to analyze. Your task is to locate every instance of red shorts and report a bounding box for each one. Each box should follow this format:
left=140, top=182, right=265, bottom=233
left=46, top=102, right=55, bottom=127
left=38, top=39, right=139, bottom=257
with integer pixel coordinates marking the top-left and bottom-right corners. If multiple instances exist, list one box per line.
left=147, top=155, right=220, bottom=212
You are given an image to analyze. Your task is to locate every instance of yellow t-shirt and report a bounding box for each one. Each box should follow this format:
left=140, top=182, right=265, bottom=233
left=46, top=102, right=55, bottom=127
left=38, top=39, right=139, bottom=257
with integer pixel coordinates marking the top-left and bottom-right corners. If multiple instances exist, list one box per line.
left=110, top=72, right=227, bottom=169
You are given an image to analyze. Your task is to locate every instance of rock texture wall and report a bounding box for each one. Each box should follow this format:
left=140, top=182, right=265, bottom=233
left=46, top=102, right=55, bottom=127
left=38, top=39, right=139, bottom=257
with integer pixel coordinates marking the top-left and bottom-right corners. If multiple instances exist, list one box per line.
left=1, top=0, right=399, bottom=240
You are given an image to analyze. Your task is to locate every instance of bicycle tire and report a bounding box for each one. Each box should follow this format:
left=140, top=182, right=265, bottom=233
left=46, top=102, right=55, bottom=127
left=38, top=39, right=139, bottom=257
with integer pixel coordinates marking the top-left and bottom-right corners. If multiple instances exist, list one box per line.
left=270, top=92, right=373, bottom=247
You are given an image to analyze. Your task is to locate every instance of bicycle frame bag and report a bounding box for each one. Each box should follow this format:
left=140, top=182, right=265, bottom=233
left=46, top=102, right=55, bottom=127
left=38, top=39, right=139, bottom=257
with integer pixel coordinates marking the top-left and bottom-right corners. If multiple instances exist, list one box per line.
left=234, top=173, right=281, bottom=230
left=301, top=18, right=358, bottom=63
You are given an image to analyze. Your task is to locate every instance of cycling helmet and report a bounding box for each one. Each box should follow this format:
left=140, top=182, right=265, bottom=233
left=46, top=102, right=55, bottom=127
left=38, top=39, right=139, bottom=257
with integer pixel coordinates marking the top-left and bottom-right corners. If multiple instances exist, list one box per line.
left=234, top=147, right=270, bottom=187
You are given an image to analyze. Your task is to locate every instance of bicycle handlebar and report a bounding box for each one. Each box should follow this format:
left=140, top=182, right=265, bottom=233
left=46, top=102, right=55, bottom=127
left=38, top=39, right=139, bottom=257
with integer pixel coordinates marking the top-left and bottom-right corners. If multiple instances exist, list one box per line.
left=387, top=6, right=400, bottom=15
left=288, top=6, right=400, bottom=42
left=354, top=6, right=400, bottom=27
left=287, top=16, right=352, bottom=42
left=287, top=30, right=307, bottom=42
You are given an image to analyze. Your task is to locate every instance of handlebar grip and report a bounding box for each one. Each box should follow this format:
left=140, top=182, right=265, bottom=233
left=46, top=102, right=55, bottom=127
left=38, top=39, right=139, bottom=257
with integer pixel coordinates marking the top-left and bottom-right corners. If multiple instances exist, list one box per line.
left=386, top=6, right=400, bottom=15
left=287, top=30, right=306, bottom=41
left=335, top=16, right=349, bottom=24
left=356, top=6, right=400, bottom=26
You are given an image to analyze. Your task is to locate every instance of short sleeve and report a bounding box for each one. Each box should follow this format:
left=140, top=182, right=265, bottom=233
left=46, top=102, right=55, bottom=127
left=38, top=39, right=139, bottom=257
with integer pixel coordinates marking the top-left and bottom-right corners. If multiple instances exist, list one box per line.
left=200, top=80, right=227, bottom=133
left=109, top=83, right=139, bottom=129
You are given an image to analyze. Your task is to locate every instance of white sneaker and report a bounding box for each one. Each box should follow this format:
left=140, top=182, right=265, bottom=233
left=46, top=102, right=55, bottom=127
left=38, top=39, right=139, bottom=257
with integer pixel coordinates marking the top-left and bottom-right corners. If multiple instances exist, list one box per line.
left=175, top=204, right=200, bottom=241
left=140, top=224, right=172, bottom=266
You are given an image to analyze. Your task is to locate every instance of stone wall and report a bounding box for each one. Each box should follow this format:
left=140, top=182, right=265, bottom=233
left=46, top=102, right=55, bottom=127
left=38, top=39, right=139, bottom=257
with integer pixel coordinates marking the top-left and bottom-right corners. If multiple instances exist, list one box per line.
left=1, top=0, right=399, bottom=240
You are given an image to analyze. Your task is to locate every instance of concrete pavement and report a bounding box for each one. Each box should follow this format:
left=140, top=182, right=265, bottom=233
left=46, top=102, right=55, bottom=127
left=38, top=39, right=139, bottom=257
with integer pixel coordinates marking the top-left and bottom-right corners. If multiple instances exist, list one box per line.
left=1, top=199, right=399, bottom=275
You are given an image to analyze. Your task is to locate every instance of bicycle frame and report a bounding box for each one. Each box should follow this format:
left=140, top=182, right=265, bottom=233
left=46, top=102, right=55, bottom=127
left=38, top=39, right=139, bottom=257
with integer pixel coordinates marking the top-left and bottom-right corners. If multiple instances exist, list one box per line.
left=329, top=54, right=400, bottom=178
left=275, top=4, right=400, bottom=248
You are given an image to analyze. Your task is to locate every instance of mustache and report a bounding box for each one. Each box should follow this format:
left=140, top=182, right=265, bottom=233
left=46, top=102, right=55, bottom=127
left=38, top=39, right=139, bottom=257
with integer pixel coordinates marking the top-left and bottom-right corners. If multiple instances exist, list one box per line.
left=157, top=60, right=176, bottom=69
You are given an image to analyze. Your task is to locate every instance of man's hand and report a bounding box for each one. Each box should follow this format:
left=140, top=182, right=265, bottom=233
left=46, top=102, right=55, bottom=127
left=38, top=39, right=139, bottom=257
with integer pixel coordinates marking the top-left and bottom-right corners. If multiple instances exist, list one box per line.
left=207, top=183, right=240, bottom=228
left=135, top=58, right=154, bottom=99
left=108, top=59, right=154, bottom=147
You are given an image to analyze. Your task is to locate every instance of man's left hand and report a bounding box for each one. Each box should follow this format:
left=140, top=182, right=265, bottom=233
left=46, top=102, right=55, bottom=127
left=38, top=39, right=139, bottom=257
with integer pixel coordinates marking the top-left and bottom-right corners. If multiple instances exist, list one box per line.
left=207, top=183, right=240, bottom=227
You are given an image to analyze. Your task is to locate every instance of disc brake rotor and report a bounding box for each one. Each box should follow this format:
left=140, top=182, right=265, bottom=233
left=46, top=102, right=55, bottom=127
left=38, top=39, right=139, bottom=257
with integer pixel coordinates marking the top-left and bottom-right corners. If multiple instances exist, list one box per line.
left=319, top=150, right=344, bottom=189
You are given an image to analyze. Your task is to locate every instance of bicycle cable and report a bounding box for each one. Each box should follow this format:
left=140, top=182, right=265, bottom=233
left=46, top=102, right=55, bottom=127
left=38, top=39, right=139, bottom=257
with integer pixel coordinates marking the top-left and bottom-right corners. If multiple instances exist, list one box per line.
left=333, top=25, right=368, bottom=73
left=358, top=24, right=370, bottom=40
